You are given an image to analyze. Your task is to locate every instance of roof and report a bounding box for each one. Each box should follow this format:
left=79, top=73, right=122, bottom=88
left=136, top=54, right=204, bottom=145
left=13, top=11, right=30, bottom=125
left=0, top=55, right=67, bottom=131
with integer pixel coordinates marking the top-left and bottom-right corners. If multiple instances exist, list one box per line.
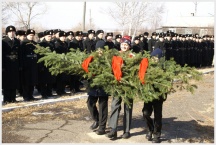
left=162, top=16, right=214, bottom=27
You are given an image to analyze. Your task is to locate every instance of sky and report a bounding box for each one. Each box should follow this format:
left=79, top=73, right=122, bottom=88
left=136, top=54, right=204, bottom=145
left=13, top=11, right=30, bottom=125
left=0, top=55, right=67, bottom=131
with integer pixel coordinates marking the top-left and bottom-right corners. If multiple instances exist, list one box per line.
left=2, top=1, right=215, bottom=31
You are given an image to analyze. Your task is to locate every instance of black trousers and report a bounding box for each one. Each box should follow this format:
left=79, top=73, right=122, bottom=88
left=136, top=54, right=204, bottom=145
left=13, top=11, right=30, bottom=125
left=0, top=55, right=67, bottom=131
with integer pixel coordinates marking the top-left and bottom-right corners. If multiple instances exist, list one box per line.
left=87, top=95, right=108, bottom=130
left=22, top=85, right=34, bottom=101
left=39, top=83, right=53, bottom=97
left=142, top=99, right=163, bottom=137
left=70, top=75, right=80, bottom=91
left=3, top=88, right=16, bottom=103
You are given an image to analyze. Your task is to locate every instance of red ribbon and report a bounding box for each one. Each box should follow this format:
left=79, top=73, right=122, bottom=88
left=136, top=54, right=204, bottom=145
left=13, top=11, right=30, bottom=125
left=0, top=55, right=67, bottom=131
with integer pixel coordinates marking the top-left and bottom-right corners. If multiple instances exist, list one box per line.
left=82, top=56, right=93, bottom=73
left=139, top=58, right=148, bottom=84
left=112, top=56, right=123, bottom=81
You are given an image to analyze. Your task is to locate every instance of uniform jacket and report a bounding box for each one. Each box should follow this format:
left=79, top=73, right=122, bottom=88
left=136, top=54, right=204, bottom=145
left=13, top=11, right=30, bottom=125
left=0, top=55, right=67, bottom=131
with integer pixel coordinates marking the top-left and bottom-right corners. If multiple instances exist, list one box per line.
left=83, top=37, right=96, bottom=53
left=20, top=39, right=38, bottom=85
left=2, top=36, right=21, bottom=88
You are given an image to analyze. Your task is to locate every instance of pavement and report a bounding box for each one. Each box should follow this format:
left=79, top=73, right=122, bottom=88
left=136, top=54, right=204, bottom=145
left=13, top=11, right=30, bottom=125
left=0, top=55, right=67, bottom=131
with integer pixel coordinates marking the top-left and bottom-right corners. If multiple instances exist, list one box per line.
left=1, top=67, right=214, bottom=113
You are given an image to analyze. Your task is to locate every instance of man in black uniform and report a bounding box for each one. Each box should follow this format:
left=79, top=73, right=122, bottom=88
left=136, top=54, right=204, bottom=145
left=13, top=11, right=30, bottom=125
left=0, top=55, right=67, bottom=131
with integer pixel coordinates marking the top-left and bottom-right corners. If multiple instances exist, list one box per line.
left=105, top=32, right=115, bottom=49
left=38, top=30, right=56, bottom=98
left=54, top=31, right=68, bottom=96
left=142, top=49, right=167, bottom=143
left=37, top=32, right=44, bottom=43
left=148, top=32, right=157, bottom=53
left=114, top=34, right=122, bottom=51
left=131, top=36, right=142, bottom=53
left=16, top=30, right=26, bottom=42
left=68, top=31, right=84, bottom=51
left=2, top=25, right=21, bottom=103
left=16, top=30, right=26, bottom=96
left=87, top=40, right=109, bottom=135
left=83, top=30, right=96, bottom=53
left=164, top=32, right=172, bottom=61
left=143, top=32, right=149, bottom=52
left=139, top=34, right=144, bottom=52
left=66, top=31, right=74, bottom=46
left=52, top=29, right=61, bottom=43
left=20, top=29, right=38, bottom=101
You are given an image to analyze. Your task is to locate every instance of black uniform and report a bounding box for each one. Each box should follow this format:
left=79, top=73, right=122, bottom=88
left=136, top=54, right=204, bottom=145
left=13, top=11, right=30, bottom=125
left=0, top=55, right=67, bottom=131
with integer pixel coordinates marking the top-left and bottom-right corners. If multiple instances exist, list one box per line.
left=143, top=37, right=149, bottom=51
left=68, top=38, right=84, bottom=51
left=38, top=39, right=56, bottom=98
left=54, top=39, right=68, bottom=95
left=83, top=37, right=96, bottom=53
left=164, top=39, right=172, bottom=60
left=2, top=36, right=21, bottom=103
left=105, top=41, right=115, bottom=49
left=131, top=43, right=142, bottom=53
left=114, top=40, right=121, bottom=51
left=148, top=37, right=157, bottom=53
left=20, top=39, right=38, bottom=101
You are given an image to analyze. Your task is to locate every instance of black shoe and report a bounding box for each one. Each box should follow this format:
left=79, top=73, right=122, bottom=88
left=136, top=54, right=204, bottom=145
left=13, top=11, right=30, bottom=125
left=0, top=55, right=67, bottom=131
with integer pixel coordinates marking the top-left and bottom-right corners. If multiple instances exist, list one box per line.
left=95, top=129, right=106, bottom=135
left=152, top=137, right=160, bottom=143
left=90, top=121, right=99, bottom=130
left=122, top=132, right=130, bottom=139
left=106, top=130, right=117, bottom=139
left=146, top=131, right=153, bottom=141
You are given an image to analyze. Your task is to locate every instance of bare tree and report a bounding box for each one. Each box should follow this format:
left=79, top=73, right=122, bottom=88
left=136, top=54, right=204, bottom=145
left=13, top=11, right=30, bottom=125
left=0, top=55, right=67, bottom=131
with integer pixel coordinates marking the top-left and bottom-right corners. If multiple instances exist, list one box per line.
left=104, top=2, right=164, bottom=40
left=148, top=3, right=165, bottom=30
left=3, top=2, right=47, bottom=29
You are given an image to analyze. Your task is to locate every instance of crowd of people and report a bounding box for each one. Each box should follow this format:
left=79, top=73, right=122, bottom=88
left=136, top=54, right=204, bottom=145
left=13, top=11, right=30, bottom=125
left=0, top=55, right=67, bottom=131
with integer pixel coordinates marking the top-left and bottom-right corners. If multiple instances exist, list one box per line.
left=2, top=25, right=214, bottom=143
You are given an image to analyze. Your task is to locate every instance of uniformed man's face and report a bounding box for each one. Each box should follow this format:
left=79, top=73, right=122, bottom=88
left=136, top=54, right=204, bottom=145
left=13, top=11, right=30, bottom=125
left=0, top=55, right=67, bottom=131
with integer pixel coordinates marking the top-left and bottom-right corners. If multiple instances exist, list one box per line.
left=27, top=34, right=34, bottom=40
left=152, top=35, right=156, bottom=39
left=45, top=35, right=52, bottom=42
left=172, top=37, right=176, bottom=41
left=134, top=40, right=139, bottom=44
left=210, top=37, right=214, bottom=41
left=97, top=33, right=104, bottom=39
left=116, top=38, right=121, bottom=42
left=167, top=36, right=171, bottom=41
left=107, top=36, right=113, bottom=42
left=7, top=31, right=16, bottom=38
left=88, top=33, right=94, bottom=39
left=67, top=35, right=74, bottom=40
left=19, top=35, right=26, bottom=41
left=140, top=37, right=143, bottom=41
left=76, top=35, right=82, bottom=41
left=55, top=33, right=59, bottom=38
left=199, top=39, right=203, bottom=42
left=120, top=43, right=130, bottom=52
left=60, top=36, right=66, bottom=41
left=159, top=37, right=164, bottom=42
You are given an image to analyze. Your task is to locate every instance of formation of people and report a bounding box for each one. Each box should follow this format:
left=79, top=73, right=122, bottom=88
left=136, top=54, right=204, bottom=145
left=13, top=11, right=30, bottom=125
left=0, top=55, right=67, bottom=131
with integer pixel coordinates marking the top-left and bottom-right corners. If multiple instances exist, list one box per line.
left=2, top=25, right=214, bottom=143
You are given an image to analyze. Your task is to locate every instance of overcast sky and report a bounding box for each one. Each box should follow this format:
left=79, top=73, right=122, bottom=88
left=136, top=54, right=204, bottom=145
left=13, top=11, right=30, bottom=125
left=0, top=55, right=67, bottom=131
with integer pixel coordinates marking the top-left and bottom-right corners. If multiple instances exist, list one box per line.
left=2, top=1, right=215, bottom=31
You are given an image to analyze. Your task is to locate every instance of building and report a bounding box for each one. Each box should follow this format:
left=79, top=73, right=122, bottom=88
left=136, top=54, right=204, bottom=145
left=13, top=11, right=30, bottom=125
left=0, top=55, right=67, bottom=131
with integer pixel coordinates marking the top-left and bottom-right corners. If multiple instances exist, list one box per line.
left=156, top=16, right=214, bottom=36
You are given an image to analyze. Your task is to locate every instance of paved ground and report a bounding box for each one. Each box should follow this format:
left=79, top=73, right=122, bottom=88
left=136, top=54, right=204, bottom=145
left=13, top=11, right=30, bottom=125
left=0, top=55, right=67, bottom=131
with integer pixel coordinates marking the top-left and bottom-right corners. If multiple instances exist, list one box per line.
left=2, top=67, right=214, bottom=143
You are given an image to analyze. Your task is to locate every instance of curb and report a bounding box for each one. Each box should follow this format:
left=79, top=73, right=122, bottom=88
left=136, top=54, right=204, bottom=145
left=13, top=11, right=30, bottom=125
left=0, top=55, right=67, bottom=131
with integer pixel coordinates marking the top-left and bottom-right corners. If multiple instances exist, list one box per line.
left=2, top=95, right=88, bottom=113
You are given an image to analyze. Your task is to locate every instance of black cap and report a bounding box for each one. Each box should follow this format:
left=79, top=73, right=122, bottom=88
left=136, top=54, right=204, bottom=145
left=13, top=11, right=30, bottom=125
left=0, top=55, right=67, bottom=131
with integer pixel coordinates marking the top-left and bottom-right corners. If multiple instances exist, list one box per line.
left=53, top=29, right=61, bottom=34
left=16, top=30, right=26, bottom=36
left=59, top=31, right=67, bottom=37
left=38, top=32, right=44, bottom=38
left=134, top=36, right=140, bottom=40
left=26, top=29, right=35, bottom=35
left=152, top=32, right=157, bottom=36
left=83, top=32, right=88, bottom=37
left=88, top=29, right=95, bottom=34
left=139, top=34, right=144, bottom=37
left=158, top=34, right=164, bottom=38
left=144, top=32, right=149, bottom=36
left=6, top=25, right=16, bottom=34
left=115, top=34, right=122, bottom=39
left=44, top=30, right=53, bottom=36
left=96, top=30, right=104, bottom=35
left=106, top=32, right=113, bottom=37
left=75, top=31, right=83, bottom=36
left=66, top=31, right=74, bottom=36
